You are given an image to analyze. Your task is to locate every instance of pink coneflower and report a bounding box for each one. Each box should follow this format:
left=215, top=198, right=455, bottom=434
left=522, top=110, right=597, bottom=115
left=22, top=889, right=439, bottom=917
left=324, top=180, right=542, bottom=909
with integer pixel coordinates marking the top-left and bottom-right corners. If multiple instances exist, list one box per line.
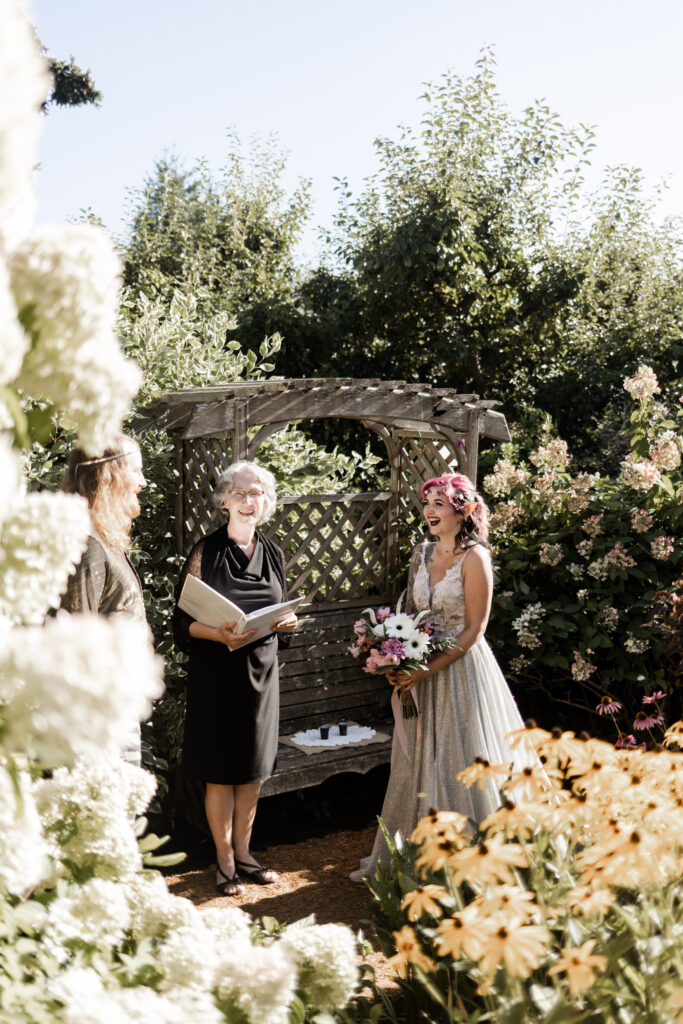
left=596, top=695, right=622, bottom=715
left=616, top=733, right=638, bottom=749
left=633, top=711, right=664, bottom=730
left=642, top=691, right=667, bottom=704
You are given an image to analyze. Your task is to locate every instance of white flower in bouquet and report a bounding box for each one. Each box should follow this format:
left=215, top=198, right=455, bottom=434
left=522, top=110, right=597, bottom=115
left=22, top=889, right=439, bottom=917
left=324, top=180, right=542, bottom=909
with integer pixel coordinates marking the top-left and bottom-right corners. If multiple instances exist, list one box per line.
left=0, top=1, right=50, bottom=250
left=0, top=762, right=47, bottom=894
left=281, top=922, right=359, bottom=1012
left=0, top=491, right=91, bottom=624
left=0, top=613, right=163, bottom=765
left=43, top=877, right=131, bottom=956
left=157, top=921, right=219, bottom=991
left=383, top=612, right=419, bottom=640
left=35, top=756, right=156, bottom=881
left=123, top=872, right=200, bottom=940
left=10, top=225, right=141, bottom=454
left=403, top=631, right=431, bottom=660
left=215, top=940, right=297, bottom=1024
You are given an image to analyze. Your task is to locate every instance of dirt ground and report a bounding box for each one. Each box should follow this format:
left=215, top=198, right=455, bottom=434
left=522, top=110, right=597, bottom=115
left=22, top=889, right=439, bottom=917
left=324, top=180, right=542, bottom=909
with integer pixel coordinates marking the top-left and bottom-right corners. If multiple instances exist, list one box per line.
left=165, top=823, right=399, bottom=994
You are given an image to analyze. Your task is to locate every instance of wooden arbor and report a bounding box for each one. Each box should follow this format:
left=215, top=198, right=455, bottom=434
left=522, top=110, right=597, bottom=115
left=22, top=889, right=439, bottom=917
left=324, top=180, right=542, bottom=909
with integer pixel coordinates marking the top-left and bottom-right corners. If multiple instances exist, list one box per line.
left=139, top=379, right=510, bottom=795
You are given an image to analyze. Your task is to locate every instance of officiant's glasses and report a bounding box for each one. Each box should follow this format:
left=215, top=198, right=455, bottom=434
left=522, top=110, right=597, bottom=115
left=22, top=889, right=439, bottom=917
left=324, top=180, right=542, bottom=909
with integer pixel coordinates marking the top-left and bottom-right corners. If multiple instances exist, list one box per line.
left=229, top=488, right=265, bottom=502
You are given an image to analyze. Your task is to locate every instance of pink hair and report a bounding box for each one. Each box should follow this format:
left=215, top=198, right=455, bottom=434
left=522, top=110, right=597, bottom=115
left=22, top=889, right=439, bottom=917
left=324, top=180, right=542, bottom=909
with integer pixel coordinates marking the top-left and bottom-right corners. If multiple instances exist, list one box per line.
left=421, top=473, right=490, bottom=546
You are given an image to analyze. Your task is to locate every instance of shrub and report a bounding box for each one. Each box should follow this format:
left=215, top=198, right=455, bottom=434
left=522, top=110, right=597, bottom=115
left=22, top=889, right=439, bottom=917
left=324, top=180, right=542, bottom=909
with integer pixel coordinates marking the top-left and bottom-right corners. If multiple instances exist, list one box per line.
left=482, top=367, right=682, bottom=730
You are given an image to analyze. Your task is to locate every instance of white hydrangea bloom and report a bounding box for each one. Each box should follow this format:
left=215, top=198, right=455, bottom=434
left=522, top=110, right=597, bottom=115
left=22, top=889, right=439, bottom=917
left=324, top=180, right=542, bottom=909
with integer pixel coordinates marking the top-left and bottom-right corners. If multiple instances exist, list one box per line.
left=0, top=259, right=28, bottom=385
left=43, top=877, right=131, bottom=954
left=0, top=762, right=47, bottom=894
left=0, top=435, right=22, bottom=526
left=10, top=225, right=141, bottom=453
left=49, top=968, right=129, bottom=1024
left=156, top=921, right=219, bottom=991
left=35, top=756, right=156, bottom=881
left=201, top=905, right=253, bottom=945
left=215, top=940, right=298, bottom=1024
left=0, top=491, right=90, bottom=624
left=0, top=1, right=50, bottom=249
left=113, top=986, right=223, bottom=1024
left=10, top=225, right=121, bottom=340
left=124, top=872, right=200, bottom=939
left=281, top=923, right=358, bottom=1013
left=511, top=602, right=546, bottom=650
left=0, top=613, right=164, bottom=765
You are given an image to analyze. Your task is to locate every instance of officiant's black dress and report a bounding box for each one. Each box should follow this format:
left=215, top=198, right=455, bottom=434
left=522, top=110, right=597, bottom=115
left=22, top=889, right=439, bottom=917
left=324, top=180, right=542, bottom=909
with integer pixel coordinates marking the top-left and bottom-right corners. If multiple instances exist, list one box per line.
left=173, top=526, right=289, bottom=784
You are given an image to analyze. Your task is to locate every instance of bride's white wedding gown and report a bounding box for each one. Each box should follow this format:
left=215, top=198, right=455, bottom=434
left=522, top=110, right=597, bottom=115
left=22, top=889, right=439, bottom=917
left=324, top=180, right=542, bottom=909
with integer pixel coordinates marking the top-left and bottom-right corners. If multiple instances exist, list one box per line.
left=355, top=540, right=533, bottom=877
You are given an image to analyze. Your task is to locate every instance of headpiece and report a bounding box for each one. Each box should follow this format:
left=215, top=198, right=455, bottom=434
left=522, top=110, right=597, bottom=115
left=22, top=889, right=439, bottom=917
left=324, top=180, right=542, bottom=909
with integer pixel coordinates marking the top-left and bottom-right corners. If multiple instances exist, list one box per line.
left=74, top=451, right=130, bottom=474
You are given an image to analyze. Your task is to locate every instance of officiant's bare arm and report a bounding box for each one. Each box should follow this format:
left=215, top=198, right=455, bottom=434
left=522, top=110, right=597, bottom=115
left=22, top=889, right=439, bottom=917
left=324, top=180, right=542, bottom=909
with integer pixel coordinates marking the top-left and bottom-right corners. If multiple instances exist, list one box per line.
left=189, top=620, right=257, bottom=648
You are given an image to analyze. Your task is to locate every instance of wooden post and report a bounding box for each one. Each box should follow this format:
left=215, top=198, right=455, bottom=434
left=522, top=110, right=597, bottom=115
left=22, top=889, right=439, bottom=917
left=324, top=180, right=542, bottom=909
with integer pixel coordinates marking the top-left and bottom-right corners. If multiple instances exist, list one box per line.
left=174, top=438, right=185, bottom=555
left=233, top=400, right=248, bottom=462
left=465, top=406, right=481, bottom=482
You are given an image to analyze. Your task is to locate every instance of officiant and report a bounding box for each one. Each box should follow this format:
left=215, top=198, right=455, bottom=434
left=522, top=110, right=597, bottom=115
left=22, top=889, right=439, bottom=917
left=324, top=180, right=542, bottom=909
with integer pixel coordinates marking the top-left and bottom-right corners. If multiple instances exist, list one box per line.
left=172, top=461, right=297, bottom=896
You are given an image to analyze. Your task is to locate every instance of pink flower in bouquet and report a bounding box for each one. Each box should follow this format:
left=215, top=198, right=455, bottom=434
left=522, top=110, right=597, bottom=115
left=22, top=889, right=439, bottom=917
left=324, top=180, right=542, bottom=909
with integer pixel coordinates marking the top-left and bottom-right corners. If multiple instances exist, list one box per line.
left=363, top=648, right=401, bottom=674
left=354, top=618, right=367, bottom=633
left=348, top=645, right=360, bottom=659
left=376, top=607, right=392, bottom=622
left=381, top=639, right=406, bottom=658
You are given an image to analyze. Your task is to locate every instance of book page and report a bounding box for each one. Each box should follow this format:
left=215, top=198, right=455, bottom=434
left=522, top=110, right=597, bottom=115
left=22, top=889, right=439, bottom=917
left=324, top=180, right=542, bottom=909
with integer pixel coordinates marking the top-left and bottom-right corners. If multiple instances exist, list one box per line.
left=239, top=596, right=304, bottom=642
left=178, top=575, right=303, bottom=645
left=178, top=574, right=246, bottom=631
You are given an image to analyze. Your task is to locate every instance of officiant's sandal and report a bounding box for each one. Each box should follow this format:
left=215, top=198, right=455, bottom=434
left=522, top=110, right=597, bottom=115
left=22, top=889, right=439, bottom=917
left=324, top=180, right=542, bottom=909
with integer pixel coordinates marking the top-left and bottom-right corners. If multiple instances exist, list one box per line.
left=235, top=858, right=278, bottom=885
left=216, top=864, right=245, bottom=896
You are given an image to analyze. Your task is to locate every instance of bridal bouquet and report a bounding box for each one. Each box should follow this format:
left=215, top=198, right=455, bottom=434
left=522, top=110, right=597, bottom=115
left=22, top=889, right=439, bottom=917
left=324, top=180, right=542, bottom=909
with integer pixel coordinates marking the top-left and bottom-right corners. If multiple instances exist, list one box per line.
left=348, top=601, right=459, bottom=717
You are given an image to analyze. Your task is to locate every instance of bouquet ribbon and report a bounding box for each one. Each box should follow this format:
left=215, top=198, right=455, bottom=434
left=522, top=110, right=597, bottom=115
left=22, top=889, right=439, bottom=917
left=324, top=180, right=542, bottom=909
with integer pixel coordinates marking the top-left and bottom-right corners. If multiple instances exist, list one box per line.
left=391, top=684, right=420, bottom=759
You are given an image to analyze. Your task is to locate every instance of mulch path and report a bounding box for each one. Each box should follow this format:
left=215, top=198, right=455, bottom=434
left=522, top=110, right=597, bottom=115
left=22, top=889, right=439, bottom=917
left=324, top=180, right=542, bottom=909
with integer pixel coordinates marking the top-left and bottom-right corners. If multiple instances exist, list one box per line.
left=165, top=824, right=399, bottom=994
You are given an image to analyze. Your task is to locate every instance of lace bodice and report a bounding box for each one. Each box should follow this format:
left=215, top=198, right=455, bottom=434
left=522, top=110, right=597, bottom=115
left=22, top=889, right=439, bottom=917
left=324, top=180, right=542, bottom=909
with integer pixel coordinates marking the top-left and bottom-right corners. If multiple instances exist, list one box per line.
left=409, top=541, right=469, bottom=639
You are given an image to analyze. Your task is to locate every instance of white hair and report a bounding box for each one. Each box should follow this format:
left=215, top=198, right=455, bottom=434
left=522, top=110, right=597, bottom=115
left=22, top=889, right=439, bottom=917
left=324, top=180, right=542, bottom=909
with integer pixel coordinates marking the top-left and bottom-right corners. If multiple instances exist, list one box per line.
left=213, top=460, right=277, bottom=525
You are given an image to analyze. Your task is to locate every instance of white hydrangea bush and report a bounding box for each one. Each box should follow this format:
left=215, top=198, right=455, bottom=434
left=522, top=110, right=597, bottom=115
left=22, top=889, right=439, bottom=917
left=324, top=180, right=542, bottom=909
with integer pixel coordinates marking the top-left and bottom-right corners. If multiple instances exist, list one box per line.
left=0, top=6, right=365, bottom=1024
left=10, top=224, right=142, bottom=454
left=282, top=922, right=360, bottom=1012
left=0, top=491, right=91, bottom=624
left=0, top=614, right=164, bottom=765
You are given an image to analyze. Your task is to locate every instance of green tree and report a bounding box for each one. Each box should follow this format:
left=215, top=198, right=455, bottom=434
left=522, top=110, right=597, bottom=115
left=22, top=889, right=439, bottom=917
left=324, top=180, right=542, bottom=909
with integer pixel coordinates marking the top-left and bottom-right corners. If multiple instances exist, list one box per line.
left=43, top=55, right=101, bottom=109
left=280, top=53, right=682, bottom=468
left=122, top=135, right=311, bottom=345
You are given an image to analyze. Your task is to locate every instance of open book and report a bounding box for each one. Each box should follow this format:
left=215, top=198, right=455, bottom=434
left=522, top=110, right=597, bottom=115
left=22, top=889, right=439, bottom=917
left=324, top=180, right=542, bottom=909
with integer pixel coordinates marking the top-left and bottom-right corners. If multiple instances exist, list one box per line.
left=178, top=573, right=303, bottom=646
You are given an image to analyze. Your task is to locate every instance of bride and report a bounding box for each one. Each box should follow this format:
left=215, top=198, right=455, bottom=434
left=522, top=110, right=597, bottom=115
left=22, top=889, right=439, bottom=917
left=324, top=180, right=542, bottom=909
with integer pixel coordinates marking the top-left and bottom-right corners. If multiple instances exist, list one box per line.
left=352, top=472, right=532, bottom=879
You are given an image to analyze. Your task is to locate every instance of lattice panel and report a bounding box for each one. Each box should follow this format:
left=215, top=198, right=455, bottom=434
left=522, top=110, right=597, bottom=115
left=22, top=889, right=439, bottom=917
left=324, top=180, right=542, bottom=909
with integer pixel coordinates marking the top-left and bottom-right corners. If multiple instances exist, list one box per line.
left=395, top=434, right=460, bottom=548
left=181, top=437, right=234, bottom=547
left=264, top=494, right=390, bottom=606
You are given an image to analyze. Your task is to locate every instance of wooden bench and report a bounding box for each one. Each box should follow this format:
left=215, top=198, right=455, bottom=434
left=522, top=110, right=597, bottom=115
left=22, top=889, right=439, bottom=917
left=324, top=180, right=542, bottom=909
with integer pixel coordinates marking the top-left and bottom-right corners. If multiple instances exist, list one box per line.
left=262, top=607, right=394, bottom=796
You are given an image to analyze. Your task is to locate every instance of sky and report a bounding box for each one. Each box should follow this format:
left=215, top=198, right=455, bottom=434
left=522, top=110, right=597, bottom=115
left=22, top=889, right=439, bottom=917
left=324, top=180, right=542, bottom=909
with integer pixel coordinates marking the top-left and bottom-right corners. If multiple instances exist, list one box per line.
left=32, top=0, right=683, bottom=264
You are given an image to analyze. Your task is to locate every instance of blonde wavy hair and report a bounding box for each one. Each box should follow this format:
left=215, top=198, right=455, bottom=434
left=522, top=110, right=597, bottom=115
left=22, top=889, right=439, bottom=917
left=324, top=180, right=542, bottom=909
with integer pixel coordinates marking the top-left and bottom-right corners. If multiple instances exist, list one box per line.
left=63, top=434, right=140, bottom=552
